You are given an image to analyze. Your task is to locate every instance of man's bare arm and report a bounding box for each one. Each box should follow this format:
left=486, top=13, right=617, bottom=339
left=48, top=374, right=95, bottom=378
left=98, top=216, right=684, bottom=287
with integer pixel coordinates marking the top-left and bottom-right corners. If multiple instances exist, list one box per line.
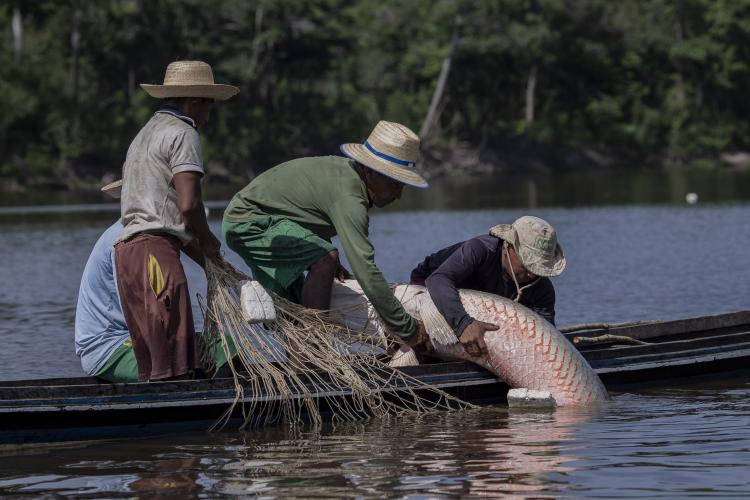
left=181, top=239, right=206, bottom=268
left=173, top=171, right=220, bottom=258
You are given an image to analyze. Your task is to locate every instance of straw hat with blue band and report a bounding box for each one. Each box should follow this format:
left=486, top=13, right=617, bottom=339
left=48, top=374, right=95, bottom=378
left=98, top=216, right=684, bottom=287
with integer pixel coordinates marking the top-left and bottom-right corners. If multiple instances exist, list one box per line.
left=340, top=120, right=429, bottom=188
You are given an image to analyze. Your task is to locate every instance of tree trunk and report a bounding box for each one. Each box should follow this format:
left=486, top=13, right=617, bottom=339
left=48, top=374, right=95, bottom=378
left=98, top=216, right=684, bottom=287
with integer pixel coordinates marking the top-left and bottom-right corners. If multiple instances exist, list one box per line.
left=673, top=18, right=686, bottom=106
left=525, top=65, right=538, bottom=127
left=62, top=9, right=83, bottom=186
left=12, top=6, right=22, bottom=64
left=70, top=9, right=81, bottom=102
left=420, top=16, right=461, bottom=139
left=248, top=6, right=264, bottom=78
left=128, top=67, right=135, bottom=101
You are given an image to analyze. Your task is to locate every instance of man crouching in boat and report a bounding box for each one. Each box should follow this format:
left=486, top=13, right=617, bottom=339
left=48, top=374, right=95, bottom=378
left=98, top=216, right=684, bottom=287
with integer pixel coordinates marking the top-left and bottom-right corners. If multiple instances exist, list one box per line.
left=410, top=216, right=566, bottom=357
left=222, top=121, right=431, bottom=352
left=74, top=182, right=236, bottom=382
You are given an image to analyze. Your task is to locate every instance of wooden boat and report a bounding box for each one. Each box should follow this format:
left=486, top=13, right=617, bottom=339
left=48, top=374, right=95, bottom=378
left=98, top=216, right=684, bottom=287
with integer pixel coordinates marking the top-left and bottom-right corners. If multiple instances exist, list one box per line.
left=2, top=310, right=749, bottom=446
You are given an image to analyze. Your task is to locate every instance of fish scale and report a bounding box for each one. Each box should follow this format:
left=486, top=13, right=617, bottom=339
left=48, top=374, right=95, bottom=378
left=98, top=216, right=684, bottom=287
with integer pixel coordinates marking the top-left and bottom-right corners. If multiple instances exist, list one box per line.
left=393, top=285, right=609, bottom=406
left=328, top=280, right=609, bottom=406
left=477, top=291, right=605, bottom=405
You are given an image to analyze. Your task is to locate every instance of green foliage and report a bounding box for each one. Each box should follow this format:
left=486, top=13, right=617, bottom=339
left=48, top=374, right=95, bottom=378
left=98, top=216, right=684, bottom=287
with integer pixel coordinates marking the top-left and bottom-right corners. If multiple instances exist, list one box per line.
left=1, top=0, right=750, bottom=186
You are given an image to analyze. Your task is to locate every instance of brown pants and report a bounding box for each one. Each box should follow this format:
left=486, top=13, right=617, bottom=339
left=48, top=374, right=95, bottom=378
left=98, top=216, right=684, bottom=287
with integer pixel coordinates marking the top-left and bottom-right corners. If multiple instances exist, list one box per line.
left=114, top=232, right=199, bottom=381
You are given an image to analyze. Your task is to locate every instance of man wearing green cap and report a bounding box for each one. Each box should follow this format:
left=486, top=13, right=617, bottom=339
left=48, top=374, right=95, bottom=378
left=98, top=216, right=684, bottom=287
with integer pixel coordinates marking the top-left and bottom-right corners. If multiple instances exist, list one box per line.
left=410, top=216, right=566, bottom=357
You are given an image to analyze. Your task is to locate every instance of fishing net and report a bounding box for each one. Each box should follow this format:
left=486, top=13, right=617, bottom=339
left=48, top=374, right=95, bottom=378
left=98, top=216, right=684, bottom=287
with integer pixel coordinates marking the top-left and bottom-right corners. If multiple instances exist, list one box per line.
left=200, top=258, right=472, bottom=429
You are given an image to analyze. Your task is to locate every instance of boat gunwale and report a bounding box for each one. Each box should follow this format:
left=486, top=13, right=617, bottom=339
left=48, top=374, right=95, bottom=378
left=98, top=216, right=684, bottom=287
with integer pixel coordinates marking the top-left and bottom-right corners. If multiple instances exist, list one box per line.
left=1, top=310, right=749, bottom=408
left=565, top=309, right=750, bottom=342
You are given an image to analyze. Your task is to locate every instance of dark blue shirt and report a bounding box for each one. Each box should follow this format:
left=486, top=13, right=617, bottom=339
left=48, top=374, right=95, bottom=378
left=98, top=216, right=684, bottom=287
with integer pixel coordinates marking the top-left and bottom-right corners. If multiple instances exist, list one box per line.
left=410, top=234, right=556, bottom=335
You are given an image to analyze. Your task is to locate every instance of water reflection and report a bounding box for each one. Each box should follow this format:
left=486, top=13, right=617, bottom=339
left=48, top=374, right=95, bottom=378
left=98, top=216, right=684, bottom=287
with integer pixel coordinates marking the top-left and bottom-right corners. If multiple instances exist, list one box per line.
left=396, top=168, right=750, bottom=210
left=200, top=407, right=595, bottom=497
left=0, top=408, right=589, bottom=496
left=1, top=382, right=750, bottom=497
left=463, top=407, right=593, bottom=498
left=3, top=167, right=750, bottom=216
left=127, top=458, right=203, bottom=496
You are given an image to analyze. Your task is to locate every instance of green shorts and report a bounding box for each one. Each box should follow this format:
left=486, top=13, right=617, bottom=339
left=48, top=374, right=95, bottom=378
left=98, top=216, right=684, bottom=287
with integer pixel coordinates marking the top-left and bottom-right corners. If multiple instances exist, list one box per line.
left=95, top=334, right=237, bottom=383
left=222, top=215, right=336, bottom=301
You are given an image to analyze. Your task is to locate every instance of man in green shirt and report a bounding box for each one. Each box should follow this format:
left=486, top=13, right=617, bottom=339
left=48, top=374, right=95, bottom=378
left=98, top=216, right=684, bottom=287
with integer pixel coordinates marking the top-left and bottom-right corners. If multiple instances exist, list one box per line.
left=222, top=121, right=429, bottom=348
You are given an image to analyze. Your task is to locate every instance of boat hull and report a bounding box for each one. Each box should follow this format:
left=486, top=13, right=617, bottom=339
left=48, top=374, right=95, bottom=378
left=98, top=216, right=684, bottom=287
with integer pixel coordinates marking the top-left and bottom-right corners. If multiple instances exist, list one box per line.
left=2, top=310, right=750, bottom=446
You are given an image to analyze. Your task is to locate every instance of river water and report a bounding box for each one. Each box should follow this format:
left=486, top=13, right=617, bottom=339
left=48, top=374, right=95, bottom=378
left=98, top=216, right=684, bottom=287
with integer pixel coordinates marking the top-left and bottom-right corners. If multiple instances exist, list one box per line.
left=1, top=168, right=750, bottom=496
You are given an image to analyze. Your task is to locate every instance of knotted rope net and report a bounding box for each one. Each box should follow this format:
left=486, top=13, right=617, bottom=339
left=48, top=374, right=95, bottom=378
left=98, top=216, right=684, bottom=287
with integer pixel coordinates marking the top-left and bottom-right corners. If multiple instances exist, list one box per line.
left=201, top=258, right=472, bottom=429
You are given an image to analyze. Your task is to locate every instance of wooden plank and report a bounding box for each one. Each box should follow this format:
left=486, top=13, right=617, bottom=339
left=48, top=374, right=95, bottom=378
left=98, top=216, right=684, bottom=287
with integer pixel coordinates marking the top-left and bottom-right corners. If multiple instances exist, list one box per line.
left=603, top=348, right=750, bottom=373
left=566, top=310, right=750, bottom=342
left=0, top=363, right=497, bottom=410
left=0, top=367, right=509, bottom=446
left=588, top=342, right=750, bottom=370
left=0, top=376, right=101, bottom=388
left=580, top=330, right=750, bottom=361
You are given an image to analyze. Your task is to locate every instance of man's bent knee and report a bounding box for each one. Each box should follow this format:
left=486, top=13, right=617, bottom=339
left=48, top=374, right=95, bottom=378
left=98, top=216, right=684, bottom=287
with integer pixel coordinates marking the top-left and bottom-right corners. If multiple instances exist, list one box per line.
left=308, top=250, right=339, bottom=276
left=301, top=251, right=339, bottom=310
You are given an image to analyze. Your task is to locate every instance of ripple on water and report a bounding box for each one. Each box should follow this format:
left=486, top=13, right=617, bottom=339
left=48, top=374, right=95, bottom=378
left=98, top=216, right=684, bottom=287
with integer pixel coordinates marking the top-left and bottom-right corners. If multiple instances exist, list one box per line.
left=0, top=388, right=749, bottom=497
left=2, top=201, right=750, bottom=495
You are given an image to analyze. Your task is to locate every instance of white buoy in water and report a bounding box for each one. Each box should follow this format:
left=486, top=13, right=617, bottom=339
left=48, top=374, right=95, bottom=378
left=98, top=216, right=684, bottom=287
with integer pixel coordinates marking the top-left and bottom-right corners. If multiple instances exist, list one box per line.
left=685, top=192, right=698, bottom=205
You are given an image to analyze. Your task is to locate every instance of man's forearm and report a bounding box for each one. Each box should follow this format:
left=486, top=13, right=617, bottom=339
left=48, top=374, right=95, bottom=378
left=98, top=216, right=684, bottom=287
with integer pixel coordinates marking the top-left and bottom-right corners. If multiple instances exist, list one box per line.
left=181, top=238, right=206, bottom=268
left=181, top=204, right=214, bottom=245
left=174, top=171, right=216, bottom=249
left=425, top=272, right=471, bottom=335
left=351, top=260, right=417, bottom=338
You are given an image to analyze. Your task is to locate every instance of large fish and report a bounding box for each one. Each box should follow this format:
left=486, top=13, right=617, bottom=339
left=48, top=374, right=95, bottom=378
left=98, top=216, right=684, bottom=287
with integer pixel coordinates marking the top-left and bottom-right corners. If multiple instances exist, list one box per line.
left=329, top=281, right=609, bottom=406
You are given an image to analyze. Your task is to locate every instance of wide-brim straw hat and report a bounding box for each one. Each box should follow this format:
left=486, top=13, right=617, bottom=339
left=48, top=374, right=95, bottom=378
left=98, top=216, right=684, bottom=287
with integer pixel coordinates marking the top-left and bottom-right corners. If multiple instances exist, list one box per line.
left=101, top=179, right=122, bottom=199
left=140, top=61, right=239, bottom=101
left=490, top=215, right=566, bottom=277
left=340, top=120, right=429, bottom=188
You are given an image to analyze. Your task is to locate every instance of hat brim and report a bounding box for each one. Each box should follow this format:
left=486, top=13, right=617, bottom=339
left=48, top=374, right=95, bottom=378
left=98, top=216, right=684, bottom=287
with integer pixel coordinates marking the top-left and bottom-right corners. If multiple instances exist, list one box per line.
left=489, top=223, right=566, bottom=277
left=140, top=84, right=239, bottom=101
left=340, top=143, right=429, bottom=189
left=489, top=224, right=518, bottom=249
left=101, top=179, right=122, bottom=199
left=522, top=246, right=566, bottom=277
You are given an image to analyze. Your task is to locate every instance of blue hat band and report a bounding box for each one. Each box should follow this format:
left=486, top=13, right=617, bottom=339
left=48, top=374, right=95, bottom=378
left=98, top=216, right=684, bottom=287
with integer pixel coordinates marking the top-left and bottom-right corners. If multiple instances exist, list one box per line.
left=364, top=140, right=416, bottom=168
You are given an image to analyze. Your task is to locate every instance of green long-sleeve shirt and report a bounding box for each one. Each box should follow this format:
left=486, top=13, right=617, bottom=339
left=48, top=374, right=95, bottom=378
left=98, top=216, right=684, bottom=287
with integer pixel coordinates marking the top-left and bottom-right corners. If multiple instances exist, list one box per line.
left=224, top=156, right=417, bottom=338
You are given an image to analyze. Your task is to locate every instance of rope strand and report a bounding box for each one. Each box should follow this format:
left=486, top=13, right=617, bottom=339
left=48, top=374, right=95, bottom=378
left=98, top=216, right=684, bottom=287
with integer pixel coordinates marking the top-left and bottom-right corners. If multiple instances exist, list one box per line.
left=201, top=258, right=473, bottom=429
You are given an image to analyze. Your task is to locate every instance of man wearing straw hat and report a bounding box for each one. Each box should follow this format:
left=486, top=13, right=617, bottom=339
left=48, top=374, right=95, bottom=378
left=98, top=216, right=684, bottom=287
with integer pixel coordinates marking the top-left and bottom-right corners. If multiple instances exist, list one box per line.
left=410, top=216, right=566, bottom=357
left=115, top=61, right=239, bottom=381
left=75, top=181, right=237, bottom=382
left=223, top=121, right=431, bottom=349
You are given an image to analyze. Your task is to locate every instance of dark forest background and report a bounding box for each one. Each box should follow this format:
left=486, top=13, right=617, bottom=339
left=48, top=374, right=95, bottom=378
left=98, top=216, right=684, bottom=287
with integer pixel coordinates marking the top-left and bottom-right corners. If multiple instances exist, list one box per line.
left=2, top=0, right=750, bottom=191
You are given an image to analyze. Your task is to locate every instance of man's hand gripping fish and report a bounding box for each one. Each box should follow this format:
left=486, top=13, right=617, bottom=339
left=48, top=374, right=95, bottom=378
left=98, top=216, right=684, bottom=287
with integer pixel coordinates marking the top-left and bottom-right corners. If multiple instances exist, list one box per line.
left=331, top=281, right=609, bottom=406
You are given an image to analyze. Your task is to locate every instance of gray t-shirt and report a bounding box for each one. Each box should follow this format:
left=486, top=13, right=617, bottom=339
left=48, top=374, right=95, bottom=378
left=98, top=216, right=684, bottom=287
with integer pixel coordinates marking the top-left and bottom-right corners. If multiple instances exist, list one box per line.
left=118, top=110, right=204, bottom=244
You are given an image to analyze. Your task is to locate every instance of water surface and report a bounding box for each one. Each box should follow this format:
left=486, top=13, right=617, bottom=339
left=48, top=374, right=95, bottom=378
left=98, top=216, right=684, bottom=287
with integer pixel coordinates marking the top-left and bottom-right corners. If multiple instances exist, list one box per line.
left=1, top=169, right=749, bottom=496
left=1, top=377, right=749, bottom=497
left=2, top=199, right=748, bottom=380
